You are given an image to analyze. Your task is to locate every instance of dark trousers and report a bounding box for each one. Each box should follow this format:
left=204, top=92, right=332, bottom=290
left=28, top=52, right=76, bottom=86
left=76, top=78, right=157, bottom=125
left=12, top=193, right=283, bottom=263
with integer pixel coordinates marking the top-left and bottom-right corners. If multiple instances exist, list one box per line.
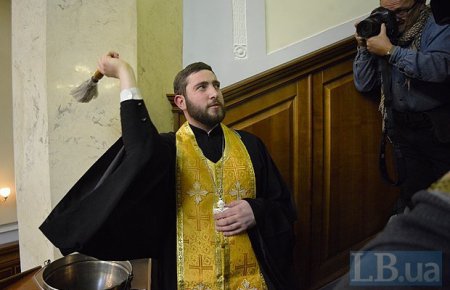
left=393, top=111, right=450, bottom=211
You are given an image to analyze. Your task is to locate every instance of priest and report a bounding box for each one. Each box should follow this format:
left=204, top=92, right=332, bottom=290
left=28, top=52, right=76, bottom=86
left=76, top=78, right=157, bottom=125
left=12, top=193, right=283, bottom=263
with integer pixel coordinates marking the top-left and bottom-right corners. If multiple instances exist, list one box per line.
left=40, top=51, right=298, bottom=290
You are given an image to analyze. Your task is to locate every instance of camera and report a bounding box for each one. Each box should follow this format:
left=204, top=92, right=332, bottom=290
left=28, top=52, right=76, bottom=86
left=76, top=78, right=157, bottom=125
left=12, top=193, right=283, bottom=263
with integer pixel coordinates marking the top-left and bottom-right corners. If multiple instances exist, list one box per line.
left=356, top=7, right=398, bottom=40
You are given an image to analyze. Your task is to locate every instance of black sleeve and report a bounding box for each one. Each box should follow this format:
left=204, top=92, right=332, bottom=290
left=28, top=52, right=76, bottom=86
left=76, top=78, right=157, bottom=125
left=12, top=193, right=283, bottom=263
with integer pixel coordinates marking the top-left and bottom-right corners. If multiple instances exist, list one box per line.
left=239, top=131, right=298, bottom=289
left=39, top=100, right=176, bottom=260
left=237, top=131, right=296, bottom=235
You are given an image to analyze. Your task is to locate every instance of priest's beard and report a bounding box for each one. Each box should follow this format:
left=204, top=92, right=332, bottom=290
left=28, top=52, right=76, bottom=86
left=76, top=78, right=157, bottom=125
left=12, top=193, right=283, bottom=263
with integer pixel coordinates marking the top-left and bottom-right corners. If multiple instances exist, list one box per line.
left=185, top=98, right=226, bottom=128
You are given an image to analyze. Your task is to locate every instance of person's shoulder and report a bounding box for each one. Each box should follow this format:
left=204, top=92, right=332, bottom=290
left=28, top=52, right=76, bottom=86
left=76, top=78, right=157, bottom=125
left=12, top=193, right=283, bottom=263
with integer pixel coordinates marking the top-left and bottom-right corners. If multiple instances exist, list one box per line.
left=421, top=13, right=450, bottom=49
left=233, top=129, right=267, bottom=149
left=233, top=129, right=260, bottom=141
left=427, top=12, right=450, bottom=31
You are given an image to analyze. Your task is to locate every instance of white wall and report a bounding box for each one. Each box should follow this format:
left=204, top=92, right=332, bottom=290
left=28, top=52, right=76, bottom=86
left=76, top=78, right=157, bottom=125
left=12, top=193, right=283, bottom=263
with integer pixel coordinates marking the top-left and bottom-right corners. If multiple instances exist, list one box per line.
left=183, top=0, right=379, bottom=87
left=266, top=0, right=379, bottom=53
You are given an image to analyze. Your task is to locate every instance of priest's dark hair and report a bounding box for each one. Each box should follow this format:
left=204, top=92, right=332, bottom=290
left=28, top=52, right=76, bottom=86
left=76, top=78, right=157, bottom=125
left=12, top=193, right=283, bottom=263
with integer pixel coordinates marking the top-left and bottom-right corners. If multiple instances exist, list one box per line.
left=173, top=62, right=214, bottom=97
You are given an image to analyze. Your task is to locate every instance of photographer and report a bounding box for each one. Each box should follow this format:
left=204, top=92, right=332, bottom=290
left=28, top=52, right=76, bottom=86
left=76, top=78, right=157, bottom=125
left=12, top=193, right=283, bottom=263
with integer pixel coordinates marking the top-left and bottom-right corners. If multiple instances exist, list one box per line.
left=332, top=2, right=450, bottom=288
left=353, top=0, right=450, bottom=214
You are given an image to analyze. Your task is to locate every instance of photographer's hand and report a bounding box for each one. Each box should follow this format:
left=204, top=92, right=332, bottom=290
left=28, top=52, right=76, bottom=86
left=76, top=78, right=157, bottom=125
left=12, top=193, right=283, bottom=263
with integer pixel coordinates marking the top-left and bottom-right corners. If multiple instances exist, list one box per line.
left=366, top=24, right=393, bottom=57
left=354, top=22, right=367, bottom=47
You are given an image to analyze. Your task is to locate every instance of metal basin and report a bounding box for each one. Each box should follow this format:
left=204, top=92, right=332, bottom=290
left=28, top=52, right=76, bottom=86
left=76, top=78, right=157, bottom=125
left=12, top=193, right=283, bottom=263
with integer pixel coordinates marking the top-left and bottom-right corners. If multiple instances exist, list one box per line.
left=34, top=253, right=133, bottom=290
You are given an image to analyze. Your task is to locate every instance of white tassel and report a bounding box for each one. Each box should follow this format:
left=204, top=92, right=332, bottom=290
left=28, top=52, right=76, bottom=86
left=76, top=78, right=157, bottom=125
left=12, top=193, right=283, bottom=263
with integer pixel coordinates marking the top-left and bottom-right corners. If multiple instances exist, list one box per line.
left=70, top=70, right=104, bottom=103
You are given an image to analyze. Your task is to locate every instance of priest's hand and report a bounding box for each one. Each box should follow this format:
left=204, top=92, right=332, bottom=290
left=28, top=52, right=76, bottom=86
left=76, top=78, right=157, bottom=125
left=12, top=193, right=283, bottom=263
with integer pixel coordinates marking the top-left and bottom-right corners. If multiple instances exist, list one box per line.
left=214, top=200, right=256, bottom=236
left=97, top=51, right=137, bottom=90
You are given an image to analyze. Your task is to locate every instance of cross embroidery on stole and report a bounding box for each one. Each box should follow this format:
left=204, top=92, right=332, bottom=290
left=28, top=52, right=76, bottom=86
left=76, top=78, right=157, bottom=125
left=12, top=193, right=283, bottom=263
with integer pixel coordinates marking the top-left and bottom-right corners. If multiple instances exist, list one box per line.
left=187, top=206, right=210, bottom=231
left=189, top=255, right=213, bottom=280
left=235, top=253, right=257, bottom=275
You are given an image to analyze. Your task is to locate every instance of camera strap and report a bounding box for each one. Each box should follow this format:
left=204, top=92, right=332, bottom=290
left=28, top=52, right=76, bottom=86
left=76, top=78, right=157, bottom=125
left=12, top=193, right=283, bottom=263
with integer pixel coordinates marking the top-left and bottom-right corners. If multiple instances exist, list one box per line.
left=378, top=59, right=406, bottom=186
left=379, top=130, right=406, bottom=186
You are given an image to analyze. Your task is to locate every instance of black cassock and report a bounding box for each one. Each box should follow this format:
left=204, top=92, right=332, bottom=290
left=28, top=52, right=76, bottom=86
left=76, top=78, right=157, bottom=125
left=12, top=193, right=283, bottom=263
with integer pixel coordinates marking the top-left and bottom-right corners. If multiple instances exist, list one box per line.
left=40, top=100, right=297, bottom=289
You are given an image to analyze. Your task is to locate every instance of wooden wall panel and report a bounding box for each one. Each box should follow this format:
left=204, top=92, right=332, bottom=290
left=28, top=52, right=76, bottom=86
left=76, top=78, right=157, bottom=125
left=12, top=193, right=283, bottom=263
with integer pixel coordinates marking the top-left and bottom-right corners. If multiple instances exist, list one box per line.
left=227, top=83, right=297, bottom=187
left=0, top=242, right=20, bottom=280
left=309, top=60, right=399, bottom=288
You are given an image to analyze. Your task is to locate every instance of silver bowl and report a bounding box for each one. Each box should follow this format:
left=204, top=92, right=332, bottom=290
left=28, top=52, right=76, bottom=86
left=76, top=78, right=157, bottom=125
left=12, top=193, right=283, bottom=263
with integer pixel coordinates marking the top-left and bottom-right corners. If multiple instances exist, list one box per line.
left=34, top=253, right=133, bottom=290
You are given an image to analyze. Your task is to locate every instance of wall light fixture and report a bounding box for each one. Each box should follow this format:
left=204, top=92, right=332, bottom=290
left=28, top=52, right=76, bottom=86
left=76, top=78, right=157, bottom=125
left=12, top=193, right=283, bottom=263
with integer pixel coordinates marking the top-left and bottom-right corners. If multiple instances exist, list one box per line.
left=0, top=187, right=11, bottom=202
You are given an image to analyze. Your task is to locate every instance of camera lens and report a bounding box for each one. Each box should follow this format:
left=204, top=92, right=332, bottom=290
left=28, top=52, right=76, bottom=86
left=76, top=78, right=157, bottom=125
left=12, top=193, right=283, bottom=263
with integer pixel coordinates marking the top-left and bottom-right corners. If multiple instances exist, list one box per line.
left=357, top=18, right=381, bottom=39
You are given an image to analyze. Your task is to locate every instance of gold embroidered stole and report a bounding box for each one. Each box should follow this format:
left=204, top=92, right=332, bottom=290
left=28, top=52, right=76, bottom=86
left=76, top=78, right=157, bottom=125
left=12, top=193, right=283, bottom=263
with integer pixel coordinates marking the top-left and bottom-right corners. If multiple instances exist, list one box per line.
left=429, top=171, right=450, bottom=195
left=176, top=122, right=267, bottom=290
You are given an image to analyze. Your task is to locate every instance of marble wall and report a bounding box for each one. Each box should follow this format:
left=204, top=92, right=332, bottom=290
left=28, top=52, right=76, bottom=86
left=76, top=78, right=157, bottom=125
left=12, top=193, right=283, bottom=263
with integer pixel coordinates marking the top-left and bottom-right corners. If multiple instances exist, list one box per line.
left=45, top=1, right=137, bottom=207
left=12, top=0, right=53, bottom=269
